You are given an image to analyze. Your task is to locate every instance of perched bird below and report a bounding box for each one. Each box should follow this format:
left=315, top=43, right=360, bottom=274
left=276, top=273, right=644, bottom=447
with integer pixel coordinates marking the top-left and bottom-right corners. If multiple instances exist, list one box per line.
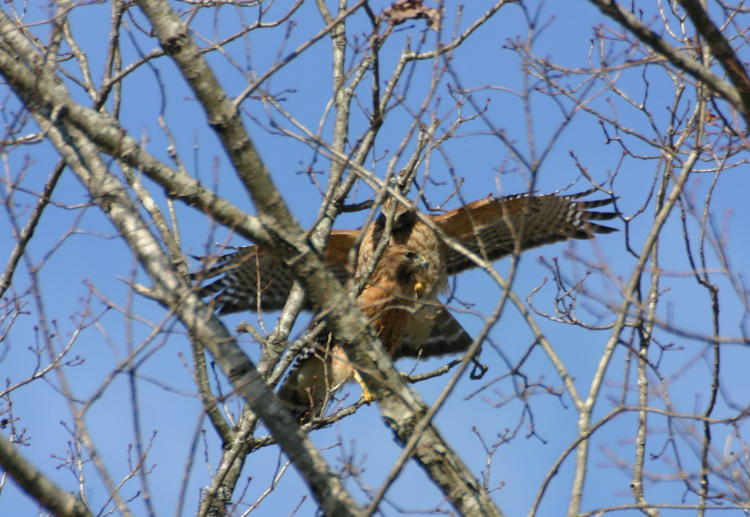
left=195, top=189, right=617, bottom=360
left=277, top=245, right=436, bottom=420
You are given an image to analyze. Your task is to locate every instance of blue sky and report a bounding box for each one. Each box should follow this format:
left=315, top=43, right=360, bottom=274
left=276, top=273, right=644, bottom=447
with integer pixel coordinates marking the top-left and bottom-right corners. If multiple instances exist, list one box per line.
left=1, top=1, right=749, bottom=516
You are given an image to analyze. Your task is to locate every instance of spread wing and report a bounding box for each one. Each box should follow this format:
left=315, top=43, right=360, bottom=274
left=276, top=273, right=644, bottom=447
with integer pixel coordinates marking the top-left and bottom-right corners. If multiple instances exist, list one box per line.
left=193, top=230, right=358, bottom=313
left=193, top=190, right=616, bottom=314
left=435, top=189, right=617, bottom=275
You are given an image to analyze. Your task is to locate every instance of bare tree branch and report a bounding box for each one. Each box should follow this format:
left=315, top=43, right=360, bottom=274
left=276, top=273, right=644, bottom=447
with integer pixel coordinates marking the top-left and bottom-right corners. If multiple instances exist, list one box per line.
left=0, top=434, right=93, bottom=517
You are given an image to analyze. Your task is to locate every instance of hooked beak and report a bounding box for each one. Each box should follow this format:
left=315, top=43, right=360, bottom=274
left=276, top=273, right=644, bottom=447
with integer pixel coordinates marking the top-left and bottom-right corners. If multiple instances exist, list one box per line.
left=414, top=255, right=430, bottom=269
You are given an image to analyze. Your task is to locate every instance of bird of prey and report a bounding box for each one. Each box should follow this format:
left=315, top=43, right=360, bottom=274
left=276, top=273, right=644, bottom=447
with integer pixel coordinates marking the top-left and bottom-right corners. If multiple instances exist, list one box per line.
left=196, top=189, right=617, bottom=360
left=277, top=245, right=438, bottom=419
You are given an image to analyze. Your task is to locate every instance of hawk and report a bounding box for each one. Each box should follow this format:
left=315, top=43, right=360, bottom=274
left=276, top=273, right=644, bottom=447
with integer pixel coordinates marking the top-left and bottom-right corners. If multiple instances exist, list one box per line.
left=196, top=189, right=617, bottom=358
left=277, top=245, right=437, bottom=419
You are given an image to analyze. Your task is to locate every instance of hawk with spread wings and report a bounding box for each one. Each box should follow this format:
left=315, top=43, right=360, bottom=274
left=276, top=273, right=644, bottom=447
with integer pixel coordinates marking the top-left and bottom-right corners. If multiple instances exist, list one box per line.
left=196, top=189, right=617, bottom=359
left=277, top=245, right=438, bottom=418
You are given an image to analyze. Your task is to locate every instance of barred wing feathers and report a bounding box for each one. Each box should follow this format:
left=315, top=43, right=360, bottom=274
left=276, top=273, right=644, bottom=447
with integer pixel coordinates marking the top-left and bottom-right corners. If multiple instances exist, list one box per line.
left=194, top=190, right=616, bottom=314
left=195, top=230, right=358, bottom=314
left=434, top=190, right=617, bottom=275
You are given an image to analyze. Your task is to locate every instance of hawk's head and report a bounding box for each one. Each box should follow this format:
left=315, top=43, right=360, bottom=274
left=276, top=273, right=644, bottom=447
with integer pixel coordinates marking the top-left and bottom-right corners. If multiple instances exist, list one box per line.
left=379, top=245, right=430, bottom=297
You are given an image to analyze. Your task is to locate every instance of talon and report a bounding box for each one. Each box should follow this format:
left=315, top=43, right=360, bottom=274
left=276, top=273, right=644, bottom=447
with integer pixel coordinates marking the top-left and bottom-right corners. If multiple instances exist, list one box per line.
left=470, top=357, right=489, bottom=379
left=353, top=370, right=374, bottom=403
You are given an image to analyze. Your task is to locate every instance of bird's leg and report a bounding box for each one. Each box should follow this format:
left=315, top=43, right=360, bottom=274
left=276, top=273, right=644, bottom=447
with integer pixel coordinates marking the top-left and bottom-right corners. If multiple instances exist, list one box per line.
left=352, top=369, right=374, bottom=403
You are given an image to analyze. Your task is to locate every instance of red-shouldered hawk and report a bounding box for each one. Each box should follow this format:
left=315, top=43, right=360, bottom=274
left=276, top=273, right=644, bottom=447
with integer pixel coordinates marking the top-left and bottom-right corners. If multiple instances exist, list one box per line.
left=277, top=245, right=437, bottom=419
left=195, top=189, right=617, bottom=358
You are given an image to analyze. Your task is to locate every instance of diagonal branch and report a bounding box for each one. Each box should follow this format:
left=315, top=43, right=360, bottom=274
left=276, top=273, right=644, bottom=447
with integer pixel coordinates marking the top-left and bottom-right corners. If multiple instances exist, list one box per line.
left=0, top=10, right=272, bottom=247
left=0, top=434, right=93, bottom=517
left=587, top=0, right=750, bottom=128
left=134, top=2, right=504, bottom=515
left=0, top=161, right=64, bottom=299
left=676, top=0, right=750, bottom=116
left=0, top=16, right=362, bottom=517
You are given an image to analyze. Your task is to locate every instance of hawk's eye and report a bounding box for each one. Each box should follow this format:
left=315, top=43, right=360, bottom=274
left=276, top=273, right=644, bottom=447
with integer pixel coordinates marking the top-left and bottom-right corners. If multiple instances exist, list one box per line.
left=404, top=251, right=419, bottom=261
